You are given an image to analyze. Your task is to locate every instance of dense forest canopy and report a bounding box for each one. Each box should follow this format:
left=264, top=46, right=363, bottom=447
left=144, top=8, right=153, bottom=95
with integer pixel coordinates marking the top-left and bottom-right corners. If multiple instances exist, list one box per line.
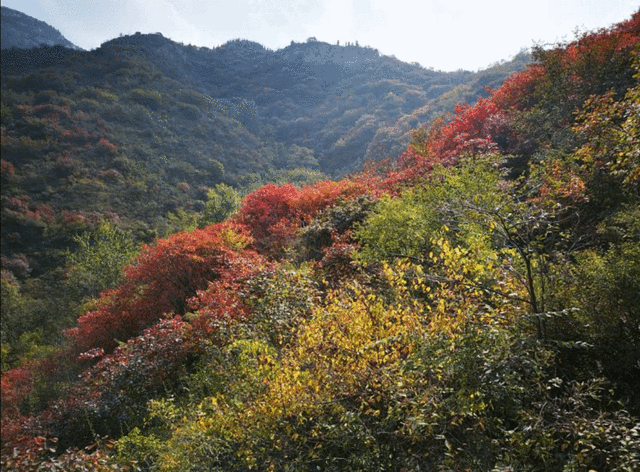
left=1, top=8, right=640, bottom=472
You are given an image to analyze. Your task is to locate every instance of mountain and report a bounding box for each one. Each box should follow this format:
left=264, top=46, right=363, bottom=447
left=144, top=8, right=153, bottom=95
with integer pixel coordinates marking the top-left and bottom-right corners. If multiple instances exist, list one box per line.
left=1, top=9, right=639, bottom=471
left=97, top=34, right=531, bottom=175
left=1, top=25, right=531, bottom=372
left=1, top=32, right=531, bottom=192
left=1, top=31, right=530, bottom=248
left=1, top=6, right=81, bottom=50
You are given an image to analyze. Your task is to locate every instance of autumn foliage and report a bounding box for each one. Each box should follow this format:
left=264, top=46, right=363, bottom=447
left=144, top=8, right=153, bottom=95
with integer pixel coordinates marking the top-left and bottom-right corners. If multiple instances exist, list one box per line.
left=65, top=222, right=262, bottom=355
left=385, top=11, right=639, bottom=189
left=234, top=179, right=372, bottom=256
left=2, top=11, right=640, bottom=471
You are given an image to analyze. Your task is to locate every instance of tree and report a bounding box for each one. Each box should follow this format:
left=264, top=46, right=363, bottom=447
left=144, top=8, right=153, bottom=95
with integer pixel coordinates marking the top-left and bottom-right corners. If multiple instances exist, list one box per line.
left=356, top=158, right=503, bottom=264
left=65, top=221, right=139, bottom=299
left=574, top=65, right=640, bottom=198
left=199, top=183, right=240, bottom=226
left=285, top=144, right=319, bottom=169
left=65, top=222, right=260, bottom=354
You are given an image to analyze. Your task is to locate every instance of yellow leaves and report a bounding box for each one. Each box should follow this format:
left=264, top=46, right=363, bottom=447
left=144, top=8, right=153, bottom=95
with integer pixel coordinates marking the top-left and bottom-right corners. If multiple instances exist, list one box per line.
left=245, top=262, right=430, bottom=425
left=154, top=239, right=529, bottom=470
left=364, top=408, right=381, bottom=417
left=220, top=223, right=254, bottom=250
left=227, top=339, right=278, bottom=380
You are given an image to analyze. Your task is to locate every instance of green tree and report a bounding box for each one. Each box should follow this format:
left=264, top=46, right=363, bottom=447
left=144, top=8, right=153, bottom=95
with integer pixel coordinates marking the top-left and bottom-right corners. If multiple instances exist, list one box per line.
left=355, top=157, right=503, bottom=263
left=1, top=271, right=29, bottom=369
left=65, top=221, right=139, bottom=300
left=286, top=144, right=319, bottom=169
left=199, top=183, right=241, bottom=226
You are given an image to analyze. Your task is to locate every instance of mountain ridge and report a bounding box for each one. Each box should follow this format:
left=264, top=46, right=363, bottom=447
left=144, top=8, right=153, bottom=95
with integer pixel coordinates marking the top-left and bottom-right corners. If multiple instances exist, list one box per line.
left=1, top=6, right=81, bottom=51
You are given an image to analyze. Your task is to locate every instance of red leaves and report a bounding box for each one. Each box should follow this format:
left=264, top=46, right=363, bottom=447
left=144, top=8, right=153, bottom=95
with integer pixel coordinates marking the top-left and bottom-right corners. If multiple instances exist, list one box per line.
left=8, top=318, right=206, bottom=458
left=235, top=183, right=299, bottom=243
left=494, top=10, right=639, bottom=120
left=3, top=196, right=57, bottom=226
left=0, top=159, right=16, bottom=181
left=296, top=179, right=369, bottom=220
left=96, top=138, right=117, bottom=153
left=0, top=353, right=71, bottom=454
left=491, top=65, right=544, bottom=112
left=234, top=180, right=371, bottom=257
left=66, top=222, right=264, bottom=355
left=530, top=159, right=588, bottom=211
left=1, top=364, right=34, bottom=425
left=0, top=223, right=267, bottom=452
left=188, top=278, right=253, bottom=336
left=426, top=98, right=503, bottom=160
left=2, top=221, right=266, bottom=455
left=76, top=317, right=202, bottom=397
left=386, top=98, right=507, bottom=188
left=385, top=9, right=639, bottom=192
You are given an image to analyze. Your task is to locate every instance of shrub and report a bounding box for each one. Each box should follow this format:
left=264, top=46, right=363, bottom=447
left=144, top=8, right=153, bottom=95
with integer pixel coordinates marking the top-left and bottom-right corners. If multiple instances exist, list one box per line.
left=128, top=89, right=163, bottom=110
left=65, top=222, right=262, bottom=354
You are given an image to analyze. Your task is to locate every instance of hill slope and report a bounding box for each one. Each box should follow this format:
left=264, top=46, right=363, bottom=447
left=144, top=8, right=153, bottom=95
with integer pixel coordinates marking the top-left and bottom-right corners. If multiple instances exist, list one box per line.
left=1, top=29, right=530, bottom=299
left=1, top=6, right=81, bottom=50
left=1, top=9, right=639, bottom=472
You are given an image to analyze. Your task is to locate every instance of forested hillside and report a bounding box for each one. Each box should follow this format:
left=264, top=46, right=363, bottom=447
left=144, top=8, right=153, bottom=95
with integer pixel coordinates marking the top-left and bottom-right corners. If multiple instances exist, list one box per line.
left=2, top=9, right=639, bottom=472
left=1, top=20, right=529, bottom=368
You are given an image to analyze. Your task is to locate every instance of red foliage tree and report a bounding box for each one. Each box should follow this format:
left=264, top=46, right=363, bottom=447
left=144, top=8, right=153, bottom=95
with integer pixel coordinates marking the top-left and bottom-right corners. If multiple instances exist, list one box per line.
left=234, top=184, right=300, bottom=246
left=234, top=181, right=373, bottom=257
left=295, top=179, right=370, bottom=221
left=491, top=66, right=545, bottom=112
left=65, top=222, right=262, bottom=355
left=0, top=351, right=75, bottom=455
left=424, top=98, right=504, bottom=160
left=385, top=98, right=508, bottom=188
left=41, top=317, right=205, bottom=451
left=187, top=277, right=255, bottom=337
left=0, top=364, right=36, bottom=452
left=2, top=223, right=265, bottom=456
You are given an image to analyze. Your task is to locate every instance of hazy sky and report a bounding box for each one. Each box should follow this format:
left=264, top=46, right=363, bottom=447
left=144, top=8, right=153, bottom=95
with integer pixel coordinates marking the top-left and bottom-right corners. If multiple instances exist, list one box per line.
left=2, top=0, right=638, bottom=71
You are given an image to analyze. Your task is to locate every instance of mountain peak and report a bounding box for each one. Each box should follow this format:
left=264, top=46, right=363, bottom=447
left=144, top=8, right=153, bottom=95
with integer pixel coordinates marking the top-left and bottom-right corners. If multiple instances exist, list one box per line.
left=1, top=6, right=82, bottom=50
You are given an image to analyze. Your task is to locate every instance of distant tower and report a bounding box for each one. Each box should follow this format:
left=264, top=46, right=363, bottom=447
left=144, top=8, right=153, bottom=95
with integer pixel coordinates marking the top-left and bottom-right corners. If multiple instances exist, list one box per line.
left=337, top=40, right=340, bottom=46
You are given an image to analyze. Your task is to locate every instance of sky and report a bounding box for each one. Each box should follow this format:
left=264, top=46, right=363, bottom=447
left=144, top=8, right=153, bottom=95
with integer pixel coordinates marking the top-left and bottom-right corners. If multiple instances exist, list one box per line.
left=2, top=0, right=638, bottom=71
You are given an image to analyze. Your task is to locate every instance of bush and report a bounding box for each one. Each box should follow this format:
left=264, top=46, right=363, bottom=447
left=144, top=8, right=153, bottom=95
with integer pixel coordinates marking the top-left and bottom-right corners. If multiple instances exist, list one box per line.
left=128, top=89, right=163, bottom=110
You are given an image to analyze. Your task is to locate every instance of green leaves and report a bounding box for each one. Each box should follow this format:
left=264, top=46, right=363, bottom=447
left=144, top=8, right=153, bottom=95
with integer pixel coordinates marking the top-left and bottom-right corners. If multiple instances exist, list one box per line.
left=65, top=221, right=139, bottom=299
left=355, top=157, right=505, bottom=264
left=199, top=183, right=240, bottom=226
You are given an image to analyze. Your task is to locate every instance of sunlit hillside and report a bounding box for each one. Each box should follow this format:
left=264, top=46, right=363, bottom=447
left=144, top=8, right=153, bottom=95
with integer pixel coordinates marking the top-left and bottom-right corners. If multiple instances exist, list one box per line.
left=1, top=8, right=639, bottom=472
